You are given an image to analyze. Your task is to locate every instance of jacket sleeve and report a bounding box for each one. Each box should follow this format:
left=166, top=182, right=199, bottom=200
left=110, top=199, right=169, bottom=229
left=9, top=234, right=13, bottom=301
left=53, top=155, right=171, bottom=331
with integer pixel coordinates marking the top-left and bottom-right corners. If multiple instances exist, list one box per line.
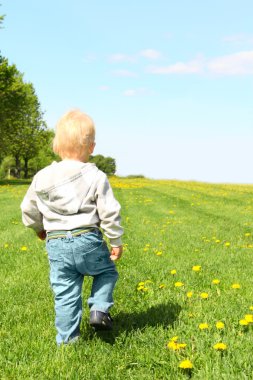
left=95, top=174, right=123, bottom=247
left=20, top=177, right=44, bottom=232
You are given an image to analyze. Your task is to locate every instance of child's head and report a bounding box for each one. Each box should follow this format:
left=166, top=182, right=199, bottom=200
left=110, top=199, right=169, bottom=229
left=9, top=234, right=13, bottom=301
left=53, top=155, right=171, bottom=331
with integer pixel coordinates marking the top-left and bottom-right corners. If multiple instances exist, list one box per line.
left=53, top=109, right=96, bottom=161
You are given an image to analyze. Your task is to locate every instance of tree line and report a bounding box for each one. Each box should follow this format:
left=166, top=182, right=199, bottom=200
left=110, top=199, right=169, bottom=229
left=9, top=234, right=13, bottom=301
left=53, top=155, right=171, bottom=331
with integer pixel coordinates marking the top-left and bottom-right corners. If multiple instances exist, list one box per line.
left=0, top=13, right=116, bottom=178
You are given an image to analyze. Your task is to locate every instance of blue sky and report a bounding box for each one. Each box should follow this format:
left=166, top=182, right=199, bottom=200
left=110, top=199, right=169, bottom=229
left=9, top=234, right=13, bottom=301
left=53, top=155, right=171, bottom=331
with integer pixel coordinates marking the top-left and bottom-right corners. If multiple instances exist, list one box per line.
left=1, top=0, right=253, bottom=183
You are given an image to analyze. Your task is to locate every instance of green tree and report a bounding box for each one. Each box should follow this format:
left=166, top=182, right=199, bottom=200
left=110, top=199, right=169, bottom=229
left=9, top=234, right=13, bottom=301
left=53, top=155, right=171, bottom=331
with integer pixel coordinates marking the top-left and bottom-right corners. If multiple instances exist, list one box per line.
left=19, top=84, right=47, bottom=178
left=89, top=154, right=116, bottom=175
left=0, top=56, right=47, bottom=177
left=0, top=130, right=56, bottom=179
left=0, top=156, right=15, bottom=179
left=29, top=129, right=58, bottom=176
left=0, top=56, right=27, bottom=157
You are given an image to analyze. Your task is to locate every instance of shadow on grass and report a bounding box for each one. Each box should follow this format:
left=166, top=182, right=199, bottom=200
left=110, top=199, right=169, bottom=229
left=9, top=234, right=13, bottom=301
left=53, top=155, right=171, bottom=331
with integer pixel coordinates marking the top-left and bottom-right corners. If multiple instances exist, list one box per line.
left=91, top=301, right=181, bottom=345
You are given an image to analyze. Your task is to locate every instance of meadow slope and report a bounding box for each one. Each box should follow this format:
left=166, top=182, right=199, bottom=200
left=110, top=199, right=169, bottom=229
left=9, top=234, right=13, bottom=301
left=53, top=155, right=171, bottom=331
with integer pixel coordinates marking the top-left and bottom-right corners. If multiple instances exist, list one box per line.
left=1, top=178, right=253, bottom=379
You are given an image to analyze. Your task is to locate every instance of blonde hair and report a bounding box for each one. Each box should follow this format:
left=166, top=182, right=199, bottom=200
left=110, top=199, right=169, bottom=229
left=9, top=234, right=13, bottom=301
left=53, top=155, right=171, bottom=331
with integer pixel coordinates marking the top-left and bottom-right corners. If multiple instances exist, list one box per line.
left=53, top=109, right=95, bottom=159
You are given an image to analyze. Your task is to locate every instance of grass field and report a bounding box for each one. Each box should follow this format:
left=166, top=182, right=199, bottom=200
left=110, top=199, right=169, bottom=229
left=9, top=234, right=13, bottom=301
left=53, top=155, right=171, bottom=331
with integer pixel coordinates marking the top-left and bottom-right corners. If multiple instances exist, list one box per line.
left=1, top=177, right=253, bottom=379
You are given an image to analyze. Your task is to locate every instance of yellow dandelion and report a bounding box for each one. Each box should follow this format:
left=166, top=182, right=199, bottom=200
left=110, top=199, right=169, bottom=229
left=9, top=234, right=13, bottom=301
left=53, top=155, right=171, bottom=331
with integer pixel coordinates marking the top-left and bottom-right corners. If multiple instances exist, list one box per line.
left=213, top=342, right=227, bottom=351
left=245, top=233, right=251, bottom=237
left=199, top=323, right=209, bottom=330
left=244, top=314, right=253, bottom=323
left=137, top=281, right=151, bottom=291
left=4, top=243, right=9, bottom=248
left=167, top=337, right=177, bottom=350
left=167, top=341, right=187, bottom=351
left=170, top=269, right=177, bottom=275
left=178, top=359, right=193, bottom=369
left=216, top=321, right=225, bottom=329
left=167, top=341, right=177, bottom=350
left=239, top=319, right=249, bottom=326
left=178, top=343, right=187, bottom=349
left=231, top=283, right=241, bottom=289
left=224, top=242, right=231, bottom=247
left=156, top=251, right=163, bottom=256
left=215, top=239, right=221, bottom=243
left=170, top=336, right=179, bottom=342
left=249, top=306, right=253, bottom=311
left=174, top=281, right=184, bottom=288
left=20, top=246, right=27, bottom=251
left=212, top=279, right=220, bottom=285
left=192, top=265, right=201, bottom=272
left=187, top=291, right=193, bottom=298
left=200, top=292, right=209, bottom=299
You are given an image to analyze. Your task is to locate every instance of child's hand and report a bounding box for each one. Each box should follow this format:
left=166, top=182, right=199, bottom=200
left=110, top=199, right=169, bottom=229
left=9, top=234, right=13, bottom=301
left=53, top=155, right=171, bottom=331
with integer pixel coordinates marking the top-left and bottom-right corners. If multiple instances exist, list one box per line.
left=110, top=246, right=123, bottom=261
left=37, top=230, right=47, bottom=240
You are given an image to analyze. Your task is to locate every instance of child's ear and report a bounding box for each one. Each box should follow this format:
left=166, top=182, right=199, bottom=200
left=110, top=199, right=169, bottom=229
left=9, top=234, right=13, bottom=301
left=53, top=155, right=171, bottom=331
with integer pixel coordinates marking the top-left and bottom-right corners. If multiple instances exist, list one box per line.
left=89, top=142, right=96, bottom=154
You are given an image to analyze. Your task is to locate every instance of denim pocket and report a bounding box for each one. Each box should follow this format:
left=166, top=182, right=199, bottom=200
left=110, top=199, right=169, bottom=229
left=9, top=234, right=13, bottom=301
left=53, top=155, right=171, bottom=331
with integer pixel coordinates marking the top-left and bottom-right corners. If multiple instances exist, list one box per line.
left=46, top=240, right=65, bottom=268
left=78, top=231, right=104, bottom=254
left=84, top=241, right=114, bottom=274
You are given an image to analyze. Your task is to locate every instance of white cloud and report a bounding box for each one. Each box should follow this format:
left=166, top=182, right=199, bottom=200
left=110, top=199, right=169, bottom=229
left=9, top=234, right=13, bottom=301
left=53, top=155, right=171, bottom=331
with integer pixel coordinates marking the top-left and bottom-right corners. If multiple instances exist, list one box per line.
left=223, top=33, right=253, bottom=45
left=99, top=85, right=110, bottom=91
left=108, top=53, right=136, bottom=63
left=148, top=51, right=253, bottom=76
left=113, top=69, right=137, bottom=77
left=108, top=49, right=162, bottom=63
left=148, top=59, right=203, bottom=74
left=207, top=51, right=253, bottom=75
left=123, top=88, right=149, bottom=97
left=139, top=49, right=161, bottom=60
left=123, top=89, right=137, bottom=97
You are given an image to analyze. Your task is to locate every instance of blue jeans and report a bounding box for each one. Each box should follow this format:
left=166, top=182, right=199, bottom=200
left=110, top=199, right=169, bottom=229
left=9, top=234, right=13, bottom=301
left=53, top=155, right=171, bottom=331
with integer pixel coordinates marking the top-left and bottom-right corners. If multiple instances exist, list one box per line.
left=46, top=229, right=119, bottom=345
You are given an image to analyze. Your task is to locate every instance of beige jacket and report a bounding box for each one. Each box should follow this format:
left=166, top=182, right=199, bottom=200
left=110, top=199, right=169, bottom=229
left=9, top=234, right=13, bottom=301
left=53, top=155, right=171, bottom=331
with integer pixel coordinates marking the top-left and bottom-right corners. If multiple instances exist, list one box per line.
left=21, top=160, right=123, bottom=247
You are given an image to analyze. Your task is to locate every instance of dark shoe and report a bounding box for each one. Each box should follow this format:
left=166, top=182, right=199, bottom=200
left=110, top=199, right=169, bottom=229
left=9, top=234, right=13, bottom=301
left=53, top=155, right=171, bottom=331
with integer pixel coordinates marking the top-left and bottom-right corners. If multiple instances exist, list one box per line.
left=90, top=310, right=113, bottom=330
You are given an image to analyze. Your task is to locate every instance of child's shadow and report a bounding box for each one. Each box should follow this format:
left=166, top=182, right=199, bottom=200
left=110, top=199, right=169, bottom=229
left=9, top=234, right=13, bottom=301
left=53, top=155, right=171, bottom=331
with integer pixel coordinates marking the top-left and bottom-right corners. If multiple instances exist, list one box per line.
left=92, top=301, right=181, bottom=345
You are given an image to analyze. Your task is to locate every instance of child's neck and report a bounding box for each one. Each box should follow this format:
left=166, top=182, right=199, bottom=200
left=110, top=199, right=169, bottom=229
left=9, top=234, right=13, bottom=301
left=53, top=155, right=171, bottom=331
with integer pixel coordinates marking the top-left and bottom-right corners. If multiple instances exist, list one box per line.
left=62, top=156, right=88, bottom=163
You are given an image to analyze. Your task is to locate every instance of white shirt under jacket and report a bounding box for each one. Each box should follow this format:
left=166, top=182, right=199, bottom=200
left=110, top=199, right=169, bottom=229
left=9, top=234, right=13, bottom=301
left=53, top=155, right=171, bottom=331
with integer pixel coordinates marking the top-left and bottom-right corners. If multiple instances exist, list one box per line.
left=21, top=160, right=123, bottom=247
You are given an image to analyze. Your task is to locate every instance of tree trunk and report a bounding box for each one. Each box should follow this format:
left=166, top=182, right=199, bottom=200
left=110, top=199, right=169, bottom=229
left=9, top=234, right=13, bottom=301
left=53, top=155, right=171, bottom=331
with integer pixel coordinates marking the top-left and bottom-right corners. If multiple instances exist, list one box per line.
left=24, top=157, right=29, bottom=179
left=15, top=155, right=21, bottom=178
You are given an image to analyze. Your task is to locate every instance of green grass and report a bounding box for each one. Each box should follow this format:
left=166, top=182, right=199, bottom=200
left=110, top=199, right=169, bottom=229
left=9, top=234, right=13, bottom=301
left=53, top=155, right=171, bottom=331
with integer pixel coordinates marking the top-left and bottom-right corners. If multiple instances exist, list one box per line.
left=1, top=178, right=253, bottom=379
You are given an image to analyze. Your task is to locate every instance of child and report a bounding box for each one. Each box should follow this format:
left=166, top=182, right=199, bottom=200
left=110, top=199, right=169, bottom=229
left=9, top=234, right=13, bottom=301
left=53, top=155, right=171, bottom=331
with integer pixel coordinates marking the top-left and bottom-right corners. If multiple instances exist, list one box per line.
left=21, top=109, right=123, bottom=345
